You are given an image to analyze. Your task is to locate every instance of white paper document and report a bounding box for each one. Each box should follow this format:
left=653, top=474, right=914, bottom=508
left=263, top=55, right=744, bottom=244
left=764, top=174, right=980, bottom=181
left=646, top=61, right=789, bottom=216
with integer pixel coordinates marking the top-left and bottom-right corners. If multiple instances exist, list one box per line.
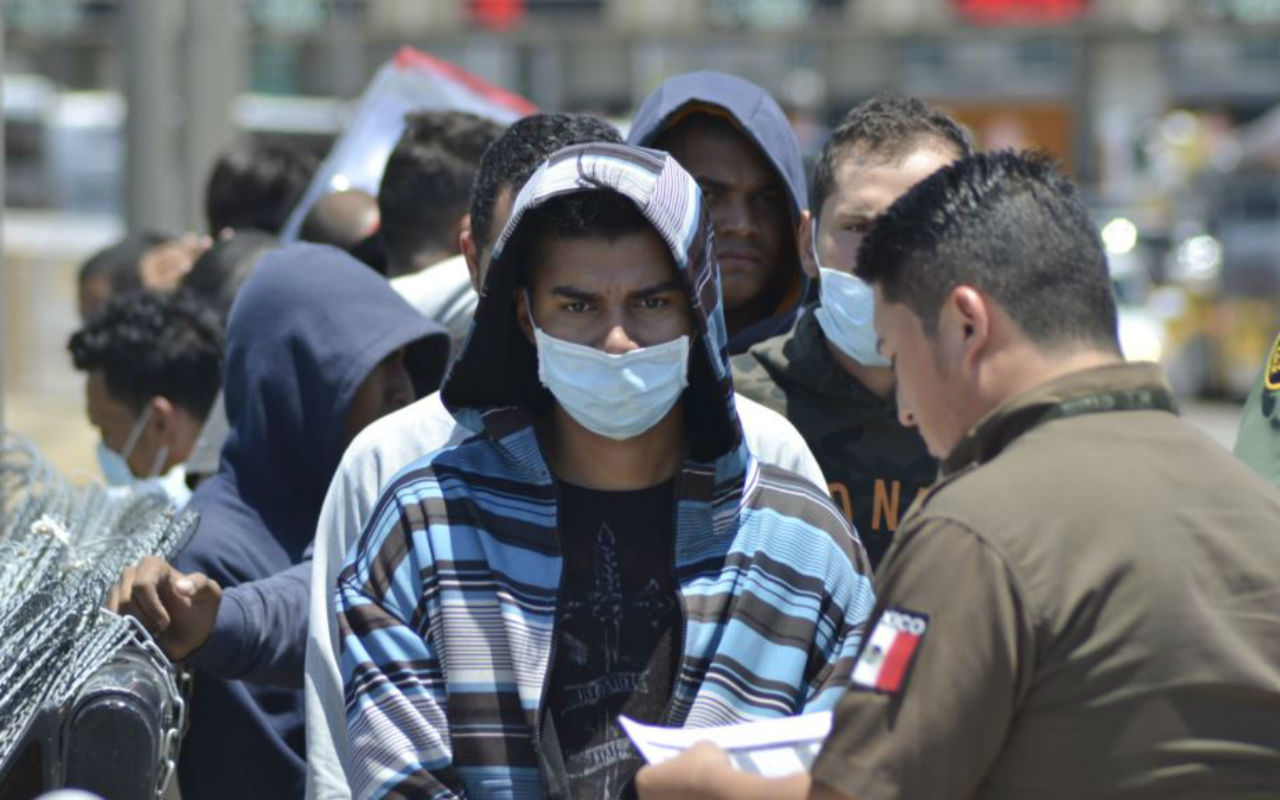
left=619, top=711, right=831, bottom=778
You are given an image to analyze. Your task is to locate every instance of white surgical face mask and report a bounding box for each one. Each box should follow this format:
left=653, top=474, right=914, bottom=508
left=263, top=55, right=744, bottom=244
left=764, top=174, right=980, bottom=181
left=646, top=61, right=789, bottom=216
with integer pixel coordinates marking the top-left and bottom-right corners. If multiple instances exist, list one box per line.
left=528, top=306, right=690, bottom=441
left=152, top=464, right=191, bottom=508
left=102, top=464, right=191, bottom=509
left=96, top=406, right=152, bottom=486
left=810, top=220, right=890, bottom=367
left=95, top=441, right=136, bottom=487
left=95, top=404, right=173, bottom=486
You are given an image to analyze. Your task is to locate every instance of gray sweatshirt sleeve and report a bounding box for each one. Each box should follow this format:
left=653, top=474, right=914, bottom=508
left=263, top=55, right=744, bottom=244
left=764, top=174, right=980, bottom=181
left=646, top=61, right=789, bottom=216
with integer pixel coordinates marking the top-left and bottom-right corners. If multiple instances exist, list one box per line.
left=186, top=555, right=312, bottom=688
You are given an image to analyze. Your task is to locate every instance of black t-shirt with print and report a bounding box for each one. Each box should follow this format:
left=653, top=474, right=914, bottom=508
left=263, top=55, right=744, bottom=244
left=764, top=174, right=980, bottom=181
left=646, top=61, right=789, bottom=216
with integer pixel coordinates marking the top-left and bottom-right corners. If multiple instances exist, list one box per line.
left=546, top=478, right=680, bottom=799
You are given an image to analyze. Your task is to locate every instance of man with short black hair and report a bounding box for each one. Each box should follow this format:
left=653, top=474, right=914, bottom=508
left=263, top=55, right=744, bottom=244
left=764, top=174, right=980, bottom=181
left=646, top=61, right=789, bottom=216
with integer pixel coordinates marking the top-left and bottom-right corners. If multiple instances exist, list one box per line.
left=337, top=143, right=871, bottom=799
left=733, top=94, right=971, bottom=565
left=68, top=290, right=222, bottom=505
left=637, top=150, right=1280, bottom=800
left=379, top=110, right=505, bottom=353
left=629, top=72, right=810, bottom=353
left=205, top=141, right=317, bottom=235
left=378, top=110, right=504, bottom=277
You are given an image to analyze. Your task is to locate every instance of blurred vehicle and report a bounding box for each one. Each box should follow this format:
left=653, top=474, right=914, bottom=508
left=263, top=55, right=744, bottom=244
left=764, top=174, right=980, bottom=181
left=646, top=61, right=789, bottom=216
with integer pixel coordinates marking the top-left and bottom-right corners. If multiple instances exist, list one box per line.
left=2, top=73, right=348, bottom=216
left=1161, top=169, right=1280, bottom=398
left=1096, top=167, right=1280, bottom=400
left=1093, top=210, right=1180, bottom=378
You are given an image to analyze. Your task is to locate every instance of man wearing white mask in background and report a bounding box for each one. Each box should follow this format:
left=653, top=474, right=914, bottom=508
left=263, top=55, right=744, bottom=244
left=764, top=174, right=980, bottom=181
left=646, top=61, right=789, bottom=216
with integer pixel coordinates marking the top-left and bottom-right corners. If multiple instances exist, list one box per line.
left=68, top=290, right=223, bottom=507
left=733, top=94, right=972, bottom=567
left=336, top=143, right=873, bottom=799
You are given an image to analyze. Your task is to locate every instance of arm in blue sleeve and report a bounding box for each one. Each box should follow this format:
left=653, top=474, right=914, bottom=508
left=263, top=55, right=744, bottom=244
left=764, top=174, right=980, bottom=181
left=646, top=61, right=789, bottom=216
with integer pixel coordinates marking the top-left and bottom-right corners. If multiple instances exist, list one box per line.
left=186, top=557, right=312, bottom=688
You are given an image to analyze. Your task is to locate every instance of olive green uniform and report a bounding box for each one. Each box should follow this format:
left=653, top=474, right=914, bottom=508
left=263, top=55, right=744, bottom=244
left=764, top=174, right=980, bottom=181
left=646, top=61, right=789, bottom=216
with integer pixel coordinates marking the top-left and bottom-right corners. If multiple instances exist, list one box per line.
left=732, top=309, right=935, bottom=567
left=1234, top=329, right=1280, bottom=487
left=812, top=363, right=1280, bottom=800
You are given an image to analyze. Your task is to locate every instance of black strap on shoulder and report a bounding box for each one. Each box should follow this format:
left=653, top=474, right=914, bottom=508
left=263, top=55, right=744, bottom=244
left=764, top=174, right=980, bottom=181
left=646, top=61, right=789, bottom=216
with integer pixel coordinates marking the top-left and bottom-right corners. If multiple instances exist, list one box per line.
left=1040, top=385, right=1179, bottom=425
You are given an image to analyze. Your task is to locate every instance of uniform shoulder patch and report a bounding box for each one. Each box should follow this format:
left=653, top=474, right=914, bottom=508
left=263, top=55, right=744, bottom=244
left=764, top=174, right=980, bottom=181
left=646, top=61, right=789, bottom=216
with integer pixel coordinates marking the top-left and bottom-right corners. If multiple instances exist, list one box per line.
left=851, top=606, right=929, bottom=694
left=1266, top=330, right=1280, bottom=392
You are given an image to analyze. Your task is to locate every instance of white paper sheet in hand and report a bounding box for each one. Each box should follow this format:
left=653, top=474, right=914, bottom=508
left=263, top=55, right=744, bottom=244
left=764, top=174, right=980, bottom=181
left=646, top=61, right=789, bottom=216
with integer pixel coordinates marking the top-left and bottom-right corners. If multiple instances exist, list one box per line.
left=619, top=711, right=831, bottom=778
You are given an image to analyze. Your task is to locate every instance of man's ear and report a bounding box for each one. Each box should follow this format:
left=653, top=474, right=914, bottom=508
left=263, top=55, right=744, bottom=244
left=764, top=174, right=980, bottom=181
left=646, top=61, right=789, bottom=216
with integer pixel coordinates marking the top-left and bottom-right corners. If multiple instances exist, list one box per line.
left=950, top=286, right=990, bottom=369
left=460, top=223, right=483, bottom=294
left=151, top=395, right=173, bottom=426
left=513, top=289, right=535, bottom=345
left=148, top=396, right=178, bottom=446
left=797, top=210, right=818, bottom=280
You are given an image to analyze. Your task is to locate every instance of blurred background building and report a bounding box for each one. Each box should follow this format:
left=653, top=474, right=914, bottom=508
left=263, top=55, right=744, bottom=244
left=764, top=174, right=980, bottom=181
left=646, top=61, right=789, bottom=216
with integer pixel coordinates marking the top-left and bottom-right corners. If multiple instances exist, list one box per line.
left=5, top=0, right=1278, bottom=471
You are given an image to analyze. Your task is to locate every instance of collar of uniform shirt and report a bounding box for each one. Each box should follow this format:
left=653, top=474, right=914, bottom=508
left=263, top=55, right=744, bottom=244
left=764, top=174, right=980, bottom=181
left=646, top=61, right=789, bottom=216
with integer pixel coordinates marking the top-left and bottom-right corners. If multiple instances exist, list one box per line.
left=941, top=362, right=1175, bottom=477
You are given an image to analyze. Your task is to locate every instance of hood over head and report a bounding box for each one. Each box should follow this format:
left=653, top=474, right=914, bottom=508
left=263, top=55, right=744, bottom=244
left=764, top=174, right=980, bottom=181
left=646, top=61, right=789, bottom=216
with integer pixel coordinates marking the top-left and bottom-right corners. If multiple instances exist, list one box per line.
left=628, top=71, right=809, bottom=351
left=193, top=243, right=449, bottom=558
left=441, top=142, right=742, bottom=462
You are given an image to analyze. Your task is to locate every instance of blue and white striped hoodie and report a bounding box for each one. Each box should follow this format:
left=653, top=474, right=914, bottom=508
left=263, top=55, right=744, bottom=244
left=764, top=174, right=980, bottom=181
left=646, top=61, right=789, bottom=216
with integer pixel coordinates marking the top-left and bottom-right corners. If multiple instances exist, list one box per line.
left=336, top=143, right=875, bottom=799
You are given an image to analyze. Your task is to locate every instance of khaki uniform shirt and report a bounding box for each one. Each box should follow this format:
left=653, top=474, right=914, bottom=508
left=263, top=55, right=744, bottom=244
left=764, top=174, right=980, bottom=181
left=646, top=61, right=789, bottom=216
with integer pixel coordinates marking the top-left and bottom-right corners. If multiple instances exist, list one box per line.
left=811, top=363, right=1280, bottom=800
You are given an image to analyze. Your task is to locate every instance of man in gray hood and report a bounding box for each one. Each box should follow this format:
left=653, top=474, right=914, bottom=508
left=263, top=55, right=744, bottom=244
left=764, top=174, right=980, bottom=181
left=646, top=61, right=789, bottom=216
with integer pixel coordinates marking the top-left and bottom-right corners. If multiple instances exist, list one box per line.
left=335, top=142, right=871, bottom=799
left=629, top=71, right=810, bottom=354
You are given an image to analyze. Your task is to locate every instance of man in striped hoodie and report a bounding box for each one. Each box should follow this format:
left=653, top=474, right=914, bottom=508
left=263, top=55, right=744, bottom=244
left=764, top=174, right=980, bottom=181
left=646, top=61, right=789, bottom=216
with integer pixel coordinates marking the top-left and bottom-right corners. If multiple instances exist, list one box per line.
left=336, top=143, right=874, bottom=799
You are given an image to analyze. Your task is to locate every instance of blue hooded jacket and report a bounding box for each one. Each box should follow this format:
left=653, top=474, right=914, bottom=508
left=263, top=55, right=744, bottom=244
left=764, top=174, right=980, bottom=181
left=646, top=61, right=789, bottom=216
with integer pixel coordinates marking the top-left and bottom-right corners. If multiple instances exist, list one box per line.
left=628, top=71, right=810, bottom=353
left=174, top=243, right=449, bottom=800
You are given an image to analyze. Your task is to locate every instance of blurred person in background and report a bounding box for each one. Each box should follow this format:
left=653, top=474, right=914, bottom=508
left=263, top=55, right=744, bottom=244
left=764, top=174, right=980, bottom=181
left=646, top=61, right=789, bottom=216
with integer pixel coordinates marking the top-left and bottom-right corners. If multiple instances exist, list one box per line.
left=299, top=188, right=381, bottom=255
left=379, top=110, right=504, bottom=278
left=179, top=229, right=281, bottom=327
left=137, top=232, right=213, bottom=292
left=300, top=188, right=386, bottom=273
left=629, top=71, right=810, bottom=354
left=379, top=109, right=505, bottom=353
left=78, top=231, right=213, bottom=319
left=205, top=141, right=318, bottom=236
left=77, top=233, right=159, bottom=318
left=107, top=244, right=450, bottom=800
left=67, top=290, right=222, bottom=507
left=733, top=94, right=972, bottom=567
left=177, top=229, right=281, bottom=488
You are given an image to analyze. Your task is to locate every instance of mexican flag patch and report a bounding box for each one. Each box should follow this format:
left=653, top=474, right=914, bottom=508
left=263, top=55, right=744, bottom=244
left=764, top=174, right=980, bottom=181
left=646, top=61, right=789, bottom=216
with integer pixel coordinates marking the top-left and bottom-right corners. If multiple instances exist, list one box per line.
left=851, top=607, right=929, bottom=694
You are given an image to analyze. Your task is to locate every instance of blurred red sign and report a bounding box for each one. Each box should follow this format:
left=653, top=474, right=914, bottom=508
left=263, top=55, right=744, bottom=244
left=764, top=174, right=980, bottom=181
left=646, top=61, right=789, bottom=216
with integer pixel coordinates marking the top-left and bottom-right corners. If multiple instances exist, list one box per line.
left=954, top=0, right=1088, bottom=24
left=472, top=0, right=526, bottom=31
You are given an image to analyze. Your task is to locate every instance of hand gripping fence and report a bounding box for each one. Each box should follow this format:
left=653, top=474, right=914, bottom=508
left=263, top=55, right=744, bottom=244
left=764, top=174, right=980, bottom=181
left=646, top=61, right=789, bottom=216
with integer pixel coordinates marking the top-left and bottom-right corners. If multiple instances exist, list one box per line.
left=0, top=429, right=199, bottom=798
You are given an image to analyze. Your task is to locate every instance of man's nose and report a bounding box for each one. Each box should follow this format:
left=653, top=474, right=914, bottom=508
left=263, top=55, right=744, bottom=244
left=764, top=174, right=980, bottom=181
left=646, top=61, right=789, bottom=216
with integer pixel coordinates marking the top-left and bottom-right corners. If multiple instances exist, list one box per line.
left=600, top=321, right=640, bottom=355
left=714, top=194, right=753, bottom=238
left=898, top=406, right=916, bottom=429
left=389, top=367, right=415, bottom=409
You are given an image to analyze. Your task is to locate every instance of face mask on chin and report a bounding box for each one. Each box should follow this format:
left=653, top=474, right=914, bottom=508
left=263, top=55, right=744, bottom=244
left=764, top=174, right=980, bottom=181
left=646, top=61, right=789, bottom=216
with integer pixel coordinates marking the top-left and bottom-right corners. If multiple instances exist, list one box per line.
left=810, top=219, right=890, bottom=368
left=527, top=299, right=690, bottom=441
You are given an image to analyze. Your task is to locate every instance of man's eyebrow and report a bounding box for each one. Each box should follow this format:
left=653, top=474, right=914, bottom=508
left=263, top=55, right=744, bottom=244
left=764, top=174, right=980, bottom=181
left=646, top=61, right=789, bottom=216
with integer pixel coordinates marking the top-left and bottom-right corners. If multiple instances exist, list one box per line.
left=831, top=207, right=878, bottom=225
left=631, top=279, right=683, bottom=298
left=695, top=176, right=732, bottom=191
left=550, top=286, right=600, bottom=301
